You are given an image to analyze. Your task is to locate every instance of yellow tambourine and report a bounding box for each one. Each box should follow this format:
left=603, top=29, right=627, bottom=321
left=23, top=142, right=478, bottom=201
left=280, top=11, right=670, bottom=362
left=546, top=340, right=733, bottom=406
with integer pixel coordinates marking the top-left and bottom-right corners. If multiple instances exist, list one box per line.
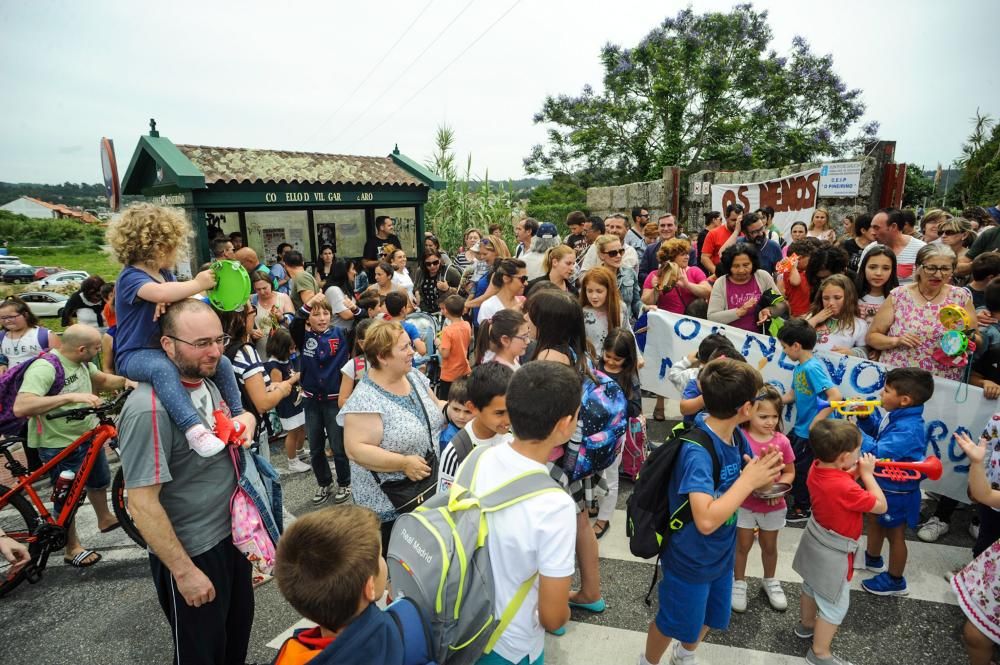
left=939, top=304, right=972, bottom=331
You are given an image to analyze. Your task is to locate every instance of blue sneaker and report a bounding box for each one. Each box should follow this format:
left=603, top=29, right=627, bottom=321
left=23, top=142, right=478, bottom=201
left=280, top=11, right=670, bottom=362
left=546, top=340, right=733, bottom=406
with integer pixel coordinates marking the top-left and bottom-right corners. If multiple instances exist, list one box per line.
left=862, top=572, right=908, bottom=596
left=864, top=552, right=886, bottom=573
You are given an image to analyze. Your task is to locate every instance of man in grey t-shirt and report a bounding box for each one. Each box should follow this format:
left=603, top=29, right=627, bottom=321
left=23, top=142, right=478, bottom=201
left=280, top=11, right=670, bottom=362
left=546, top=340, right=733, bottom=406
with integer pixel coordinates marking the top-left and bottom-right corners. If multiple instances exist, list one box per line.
left=118, top=299, right=256, bottom=665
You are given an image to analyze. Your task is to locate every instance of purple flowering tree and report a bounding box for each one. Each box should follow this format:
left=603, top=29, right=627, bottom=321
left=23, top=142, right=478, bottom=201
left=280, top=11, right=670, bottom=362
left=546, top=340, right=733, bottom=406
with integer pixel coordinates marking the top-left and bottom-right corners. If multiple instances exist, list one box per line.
left=524, top=4, right=876, bottom=183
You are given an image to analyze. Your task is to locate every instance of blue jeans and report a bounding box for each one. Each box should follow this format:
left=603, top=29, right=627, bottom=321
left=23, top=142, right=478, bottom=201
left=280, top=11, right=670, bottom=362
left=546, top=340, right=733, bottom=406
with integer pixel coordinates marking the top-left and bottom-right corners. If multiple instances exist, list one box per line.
left=37, top=442, right=110, bottom=515
left=118, top=348, right=244, bottom=431
left=303, top=397, right=349, bottom=488
left=789, top=432, right=813, bottom=511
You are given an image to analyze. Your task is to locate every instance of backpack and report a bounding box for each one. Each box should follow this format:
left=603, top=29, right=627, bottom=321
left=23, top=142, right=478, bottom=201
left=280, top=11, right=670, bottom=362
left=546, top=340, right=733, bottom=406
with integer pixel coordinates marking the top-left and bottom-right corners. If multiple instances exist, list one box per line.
left=272, top=597, right=437, bottom=665
left=619, top=416, right=647, bottom=482
left=0, top=351, right=66, bottom=436
left=387, top=445, right=564, bottom=665
left=625, top=424, right=719, bottom=604
left=564, top=366, right=628, bottom=482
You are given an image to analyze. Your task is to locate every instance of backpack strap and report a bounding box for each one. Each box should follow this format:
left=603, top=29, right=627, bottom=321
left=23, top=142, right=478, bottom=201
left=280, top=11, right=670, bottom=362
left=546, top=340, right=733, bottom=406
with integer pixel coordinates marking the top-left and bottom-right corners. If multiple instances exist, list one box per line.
left=449, top=428, right=475, bottom=464
left=386, top=597, right=435, bottom=665
left=38, top=327, right=49, bottom=349
left=666, top=426, right=720, bottom=532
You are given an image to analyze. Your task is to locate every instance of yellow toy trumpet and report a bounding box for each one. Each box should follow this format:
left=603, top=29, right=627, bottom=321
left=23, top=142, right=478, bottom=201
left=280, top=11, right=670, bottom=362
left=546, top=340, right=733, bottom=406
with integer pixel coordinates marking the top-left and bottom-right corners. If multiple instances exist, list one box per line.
left=816, top=398, right=881, bottom=416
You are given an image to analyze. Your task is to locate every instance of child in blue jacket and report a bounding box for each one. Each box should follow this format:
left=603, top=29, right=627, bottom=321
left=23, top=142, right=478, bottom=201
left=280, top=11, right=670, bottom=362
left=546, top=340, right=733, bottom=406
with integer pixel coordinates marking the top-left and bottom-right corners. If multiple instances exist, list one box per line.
left=857, top=367, right=934, bottom=597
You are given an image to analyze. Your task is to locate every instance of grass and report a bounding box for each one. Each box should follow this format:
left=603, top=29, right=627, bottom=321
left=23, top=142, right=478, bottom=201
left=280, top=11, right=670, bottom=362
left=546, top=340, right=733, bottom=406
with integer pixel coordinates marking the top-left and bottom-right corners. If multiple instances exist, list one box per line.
left=0, top=246, right=122, bottom=331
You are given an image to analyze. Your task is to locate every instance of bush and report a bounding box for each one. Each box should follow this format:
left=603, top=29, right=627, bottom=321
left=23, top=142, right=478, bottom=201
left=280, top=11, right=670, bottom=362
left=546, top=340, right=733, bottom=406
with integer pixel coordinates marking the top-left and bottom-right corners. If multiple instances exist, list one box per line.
left=0, top=211, right=104, bottom=245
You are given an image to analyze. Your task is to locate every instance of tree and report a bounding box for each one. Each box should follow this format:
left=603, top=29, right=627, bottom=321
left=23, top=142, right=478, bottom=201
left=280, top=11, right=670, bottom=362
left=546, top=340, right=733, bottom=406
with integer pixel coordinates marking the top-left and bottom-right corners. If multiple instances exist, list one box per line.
left=901, top=164, right=934, bottom=208
left=525, top=175, right=587, bottom=234
left=952, top=110, right=1000, bottom=207
left=524, top=4, right=877, bottom=184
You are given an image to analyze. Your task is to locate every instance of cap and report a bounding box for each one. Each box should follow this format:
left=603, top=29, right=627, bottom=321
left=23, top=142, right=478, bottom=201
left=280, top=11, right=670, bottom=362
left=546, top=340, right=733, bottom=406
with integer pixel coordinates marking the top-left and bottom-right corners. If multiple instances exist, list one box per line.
left=987, top=207, right=1000, bottom=225
left=537, top=222, right=559, bottom=239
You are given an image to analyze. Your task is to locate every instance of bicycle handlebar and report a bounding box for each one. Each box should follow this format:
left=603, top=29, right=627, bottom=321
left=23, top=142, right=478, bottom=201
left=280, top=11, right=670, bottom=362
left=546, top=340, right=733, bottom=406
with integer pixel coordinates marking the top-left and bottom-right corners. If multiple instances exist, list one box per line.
left=46, top=389, right=133, bottom=422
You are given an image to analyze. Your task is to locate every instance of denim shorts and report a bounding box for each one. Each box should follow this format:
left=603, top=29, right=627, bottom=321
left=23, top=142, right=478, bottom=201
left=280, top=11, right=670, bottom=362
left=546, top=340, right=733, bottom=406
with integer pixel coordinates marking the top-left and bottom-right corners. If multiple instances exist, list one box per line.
left=37, top=442, right=111, bottom=490
left=802, top=579, right=851, bottom=625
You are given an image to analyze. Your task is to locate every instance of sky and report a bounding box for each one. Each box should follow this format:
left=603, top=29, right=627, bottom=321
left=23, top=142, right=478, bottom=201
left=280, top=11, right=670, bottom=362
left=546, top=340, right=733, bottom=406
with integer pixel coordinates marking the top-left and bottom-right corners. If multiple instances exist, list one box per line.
left=1, top=0, right=998, bottom=185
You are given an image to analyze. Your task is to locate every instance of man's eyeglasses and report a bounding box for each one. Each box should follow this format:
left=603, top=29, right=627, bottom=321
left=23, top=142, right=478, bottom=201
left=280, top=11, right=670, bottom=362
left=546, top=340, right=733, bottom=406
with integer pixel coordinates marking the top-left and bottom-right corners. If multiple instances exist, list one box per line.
left=166, top=334, right=231, bottom=350
left=921, top=265, right=953, bottom=275
left=425, top=261, right=440, bottom=267
left=602, top=249, right=623, bottom=257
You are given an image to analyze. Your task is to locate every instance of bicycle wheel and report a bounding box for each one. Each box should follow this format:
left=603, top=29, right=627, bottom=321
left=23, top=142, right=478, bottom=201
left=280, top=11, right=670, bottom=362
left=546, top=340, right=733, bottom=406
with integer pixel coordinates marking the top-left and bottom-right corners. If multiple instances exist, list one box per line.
left=111, top=468, right=146, bottom=549
left=0, top=484, right=41, bottom=597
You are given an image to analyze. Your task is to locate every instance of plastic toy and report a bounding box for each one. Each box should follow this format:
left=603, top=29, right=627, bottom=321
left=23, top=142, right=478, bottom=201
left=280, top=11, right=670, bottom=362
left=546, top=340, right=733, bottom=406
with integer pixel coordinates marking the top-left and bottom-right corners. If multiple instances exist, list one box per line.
left=213, top=408, right=247, bottom=446
left=775, top=254, right=799, bottom=275
left=873, top=456, right=943, bottom=482
left=933, top=304, right=976, bottom=367
left=207, top=260, right=252, bottom=311
left=817, top=397, right=881, bottom=416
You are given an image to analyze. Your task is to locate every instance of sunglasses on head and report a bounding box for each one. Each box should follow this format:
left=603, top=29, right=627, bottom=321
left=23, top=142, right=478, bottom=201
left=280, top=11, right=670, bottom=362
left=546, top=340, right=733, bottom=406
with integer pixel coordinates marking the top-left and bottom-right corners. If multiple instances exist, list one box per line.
left=602, top=249, right=623, bottom=257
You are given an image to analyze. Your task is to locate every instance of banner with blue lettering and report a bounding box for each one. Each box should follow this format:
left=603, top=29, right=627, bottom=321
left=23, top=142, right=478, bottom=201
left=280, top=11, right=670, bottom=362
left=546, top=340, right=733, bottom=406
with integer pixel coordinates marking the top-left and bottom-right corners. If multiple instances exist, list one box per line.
left=638, top=310, right=993, bottom=504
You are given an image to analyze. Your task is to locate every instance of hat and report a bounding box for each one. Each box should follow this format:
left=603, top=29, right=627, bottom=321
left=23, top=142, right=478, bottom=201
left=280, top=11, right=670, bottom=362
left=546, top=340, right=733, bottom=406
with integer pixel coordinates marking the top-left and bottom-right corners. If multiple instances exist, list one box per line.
left=987, top=207, right=1000, bottom=225
left=537, top=222, right=559, bottom=239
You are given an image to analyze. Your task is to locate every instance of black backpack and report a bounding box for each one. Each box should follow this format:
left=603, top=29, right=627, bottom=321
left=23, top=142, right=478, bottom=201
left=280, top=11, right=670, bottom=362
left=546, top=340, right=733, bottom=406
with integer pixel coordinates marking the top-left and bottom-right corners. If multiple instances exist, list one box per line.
left=625, top=423, right=720, bottom=604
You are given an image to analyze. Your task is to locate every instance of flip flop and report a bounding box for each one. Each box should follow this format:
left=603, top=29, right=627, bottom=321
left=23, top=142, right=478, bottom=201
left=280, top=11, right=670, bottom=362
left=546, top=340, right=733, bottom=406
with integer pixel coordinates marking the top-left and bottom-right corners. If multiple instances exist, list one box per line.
left=100, top=522, right=121, bottom=534
left=569, top=597, right=606, bottom=613
left=64, top=550, right=102, bottom=568
left=593, top=520, right=610, bottom=540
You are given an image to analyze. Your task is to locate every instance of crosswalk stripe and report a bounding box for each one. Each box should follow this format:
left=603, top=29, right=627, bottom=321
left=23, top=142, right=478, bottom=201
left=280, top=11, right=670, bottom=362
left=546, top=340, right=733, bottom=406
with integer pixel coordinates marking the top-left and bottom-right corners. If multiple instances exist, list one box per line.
left=597, top=509, right=969, bottom=606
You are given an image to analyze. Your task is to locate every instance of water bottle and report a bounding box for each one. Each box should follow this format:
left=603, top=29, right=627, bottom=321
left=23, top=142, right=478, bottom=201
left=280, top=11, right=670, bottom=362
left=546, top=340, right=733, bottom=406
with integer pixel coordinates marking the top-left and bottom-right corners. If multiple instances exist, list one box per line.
left=52, top=470, right=75, bottom=504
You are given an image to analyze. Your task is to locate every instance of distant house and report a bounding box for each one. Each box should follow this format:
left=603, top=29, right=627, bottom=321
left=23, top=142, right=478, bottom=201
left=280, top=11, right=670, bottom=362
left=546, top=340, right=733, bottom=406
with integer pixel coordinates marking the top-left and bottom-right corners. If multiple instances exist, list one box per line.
left=0, top=196, right=101, bottom=224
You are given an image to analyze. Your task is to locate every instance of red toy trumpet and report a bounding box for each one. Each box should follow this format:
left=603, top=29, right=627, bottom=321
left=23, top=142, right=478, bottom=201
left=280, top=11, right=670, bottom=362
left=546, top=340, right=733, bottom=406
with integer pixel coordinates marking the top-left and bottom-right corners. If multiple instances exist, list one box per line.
left=873, top=456, right=943, bottom=482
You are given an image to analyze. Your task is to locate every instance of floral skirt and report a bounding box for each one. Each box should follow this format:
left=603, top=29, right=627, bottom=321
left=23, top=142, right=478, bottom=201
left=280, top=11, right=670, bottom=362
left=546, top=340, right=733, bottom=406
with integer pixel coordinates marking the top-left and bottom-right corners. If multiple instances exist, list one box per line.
left=951, top=538, right=1000, bottom=645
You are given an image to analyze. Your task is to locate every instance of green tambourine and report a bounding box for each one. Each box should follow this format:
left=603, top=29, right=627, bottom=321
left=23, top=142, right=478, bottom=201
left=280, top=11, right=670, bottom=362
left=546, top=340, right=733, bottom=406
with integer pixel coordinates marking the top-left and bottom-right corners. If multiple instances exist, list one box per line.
left=207, top=260, right=251, bottom=311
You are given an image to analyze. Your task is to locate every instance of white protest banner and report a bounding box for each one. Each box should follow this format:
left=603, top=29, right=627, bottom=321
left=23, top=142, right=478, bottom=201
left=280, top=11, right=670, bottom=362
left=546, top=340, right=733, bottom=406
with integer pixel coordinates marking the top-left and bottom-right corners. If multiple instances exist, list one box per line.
left=639, top=309, right=992, bottom=504
left=819, top=161, right=863, bottom=197
left=710, top=167, right=820, bottom=238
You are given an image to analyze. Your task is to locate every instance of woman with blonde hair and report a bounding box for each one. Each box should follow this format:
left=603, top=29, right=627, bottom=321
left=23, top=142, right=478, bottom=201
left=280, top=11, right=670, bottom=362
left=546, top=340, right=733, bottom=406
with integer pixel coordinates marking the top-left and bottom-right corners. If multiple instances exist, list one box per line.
left=527, top=244, right=578, bottom=295
left=807, top=207, right=836, bottom=243
left=936, top=217, right=975, bottom=281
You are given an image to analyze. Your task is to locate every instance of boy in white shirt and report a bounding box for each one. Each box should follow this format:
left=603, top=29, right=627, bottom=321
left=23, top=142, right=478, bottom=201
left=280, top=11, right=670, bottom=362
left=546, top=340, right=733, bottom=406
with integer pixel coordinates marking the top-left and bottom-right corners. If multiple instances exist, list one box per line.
left=437, top=362, right=514, bottom=493
left=471, top=360, right=579, bottom=664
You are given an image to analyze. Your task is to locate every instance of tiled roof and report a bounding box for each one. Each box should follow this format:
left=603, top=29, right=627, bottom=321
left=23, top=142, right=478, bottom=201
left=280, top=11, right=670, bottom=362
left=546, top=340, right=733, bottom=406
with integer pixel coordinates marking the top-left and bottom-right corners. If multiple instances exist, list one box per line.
left=23, top=197, right=100, bottom=224
left=174, top=145, right=427, bottom=187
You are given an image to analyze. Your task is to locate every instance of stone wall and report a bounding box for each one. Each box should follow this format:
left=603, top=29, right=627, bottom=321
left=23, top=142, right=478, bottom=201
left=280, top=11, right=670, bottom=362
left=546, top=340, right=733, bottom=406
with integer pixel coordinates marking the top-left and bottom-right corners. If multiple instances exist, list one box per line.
left=586, top=167, right=678, bottom=226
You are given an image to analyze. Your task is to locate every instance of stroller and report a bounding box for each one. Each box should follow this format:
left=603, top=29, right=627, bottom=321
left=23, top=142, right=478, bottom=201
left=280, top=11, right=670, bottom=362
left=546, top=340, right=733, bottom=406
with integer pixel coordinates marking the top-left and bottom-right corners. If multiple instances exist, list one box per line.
left=405, top=311, right=442, bottom=391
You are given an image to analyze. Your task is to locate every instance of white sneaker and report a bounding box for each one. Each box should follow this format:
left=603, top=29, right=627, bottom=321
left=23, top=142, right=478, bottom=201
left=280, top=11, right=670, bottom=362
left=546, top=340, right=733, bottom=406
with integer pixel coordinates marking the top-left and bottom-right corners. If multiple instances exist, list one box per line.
left=917, top=516, right=949, bottom=542
left=731, top=579, right=748, bottom=613
left=186, top=424, right=226, bottom=457
left=762, top=578, right=787, bottom=611
left=668, top=641, right=698, bottom=665
left=286, top=457, right=311, bottom=474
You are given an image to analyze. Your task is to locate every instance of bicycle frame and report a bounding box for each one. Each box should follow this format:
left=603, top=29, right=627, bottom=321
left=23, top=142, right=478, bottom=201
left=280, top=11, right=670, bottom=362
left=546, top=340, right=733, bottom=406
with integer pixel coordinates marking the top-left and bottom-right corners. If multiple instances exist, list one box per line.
left=0, top=422, right=118, bottom=543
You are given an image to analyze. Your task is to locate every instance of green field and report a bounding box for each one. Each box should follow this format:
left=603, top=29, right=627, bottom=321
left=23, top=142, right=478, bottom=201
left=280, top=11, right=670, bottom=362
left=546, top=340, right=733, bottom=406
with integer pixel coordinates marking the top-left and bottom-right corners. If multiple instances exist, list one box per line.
left=8, top=246, right=121, bottom=282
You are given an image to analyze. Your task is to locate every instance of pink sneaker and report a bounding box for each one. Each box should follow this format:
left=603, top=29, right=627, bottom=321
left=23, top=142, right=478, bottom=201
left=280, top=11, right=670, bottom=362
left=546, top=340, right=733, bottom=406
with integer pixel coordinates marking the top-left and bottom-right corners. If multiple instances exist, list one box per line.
left=186, top=424, right=226, bottom=457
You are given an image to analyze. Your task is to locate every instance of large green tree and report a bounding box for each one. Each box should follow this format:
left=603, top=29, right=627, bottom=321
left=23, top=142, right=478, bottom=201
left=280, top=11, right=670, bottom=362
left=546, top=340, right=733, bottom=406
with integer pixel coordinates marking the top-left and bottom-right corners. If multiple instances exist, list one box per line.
left=524, top=4, right=877, bottom=184
left=901, top=164, right=935, bottom=208
left=952, top=110, right=1000, bottom=207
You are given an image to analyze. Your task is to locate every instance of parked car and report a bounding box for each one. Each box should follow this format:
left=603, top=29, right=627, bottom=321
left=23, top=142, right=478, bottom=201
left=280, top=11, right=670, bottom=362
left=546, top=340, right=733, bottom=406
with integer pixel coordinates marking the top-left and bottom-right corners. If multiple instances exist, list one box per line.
left=17, top=291, right=69, bottom=318
left=0, top=257, right=27, bottom=274
left=34, top=266, right=64, bottom=279
left=34, top=270, right=90, bottom=288
left=2, top=266, right=38, bottom=284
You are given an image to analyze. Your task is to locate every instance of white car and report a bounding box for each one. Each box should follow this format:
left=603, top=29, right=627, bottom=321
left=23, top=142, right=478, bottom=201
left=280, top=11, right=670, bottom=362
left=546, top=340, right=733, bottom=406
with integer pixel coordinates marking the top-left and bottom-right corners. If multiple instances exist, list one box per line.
left=18, top=291, right=69, bottom=318
left=34, top=270, right=90, bottom=288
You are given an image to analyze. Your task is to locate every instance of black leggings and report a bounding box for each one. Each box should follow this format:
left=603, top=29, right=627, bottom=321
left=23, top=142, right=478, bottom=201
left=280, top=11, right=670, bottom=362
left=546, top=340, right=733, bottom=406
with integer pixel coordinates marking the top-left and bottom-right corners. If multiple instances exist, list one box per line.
left=381, top=520, right=395, bottom=558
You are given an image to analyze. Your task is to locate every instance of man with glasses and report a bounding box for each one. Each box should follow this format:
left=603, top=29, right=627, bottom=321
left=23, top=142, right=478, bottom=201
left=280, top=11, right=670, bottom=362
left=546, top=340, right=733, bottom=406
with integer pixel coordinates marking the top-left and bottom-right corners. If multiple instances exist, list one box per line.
left=715, top=212, right=783, bottom=273
left=626, top=207, right=650, bottom=252
left=13, top=324, right=133, bottom=570
left=118, top=299, right=258, bottom=665
left=860, top=208, right=926, bottom=284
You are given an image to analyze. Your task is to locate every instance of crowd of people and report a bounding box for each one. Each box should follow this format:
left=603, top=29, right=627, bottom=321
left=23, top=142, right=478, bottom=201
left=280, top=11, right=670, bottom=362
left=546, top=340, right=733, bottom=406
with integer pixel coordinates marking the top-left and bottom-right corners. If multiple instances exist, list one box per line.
left=3, top=199, right=1000, bottom=665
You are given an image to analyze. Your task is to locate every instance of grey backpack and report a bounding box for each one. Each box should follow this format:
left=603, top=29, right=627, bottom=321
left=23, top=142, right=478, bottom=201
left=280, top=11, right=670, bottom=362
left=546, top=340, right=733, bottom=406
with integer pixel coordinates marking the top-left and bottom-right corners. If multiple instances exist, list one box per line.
left=386, top=444, right=563, bottom=665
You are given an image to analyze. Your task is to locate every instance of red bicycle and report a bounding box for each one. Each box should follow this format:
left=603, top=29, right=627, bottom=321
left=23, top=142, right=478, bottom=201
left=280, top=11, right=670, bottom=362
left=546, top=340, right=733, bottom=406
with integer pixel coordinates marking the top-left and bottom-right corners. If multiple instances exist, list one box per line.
left=0, top=390, right=143, bottom=596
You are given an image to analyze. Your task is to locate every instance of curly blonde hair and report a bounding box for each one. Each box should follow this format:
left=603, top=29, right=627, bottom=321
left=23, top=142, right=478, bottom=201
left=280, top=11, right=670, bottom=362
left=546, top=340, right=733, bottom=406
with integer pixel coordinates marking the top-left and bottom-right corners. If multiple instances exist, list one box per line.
left=105, top=203, right=192, bottom=266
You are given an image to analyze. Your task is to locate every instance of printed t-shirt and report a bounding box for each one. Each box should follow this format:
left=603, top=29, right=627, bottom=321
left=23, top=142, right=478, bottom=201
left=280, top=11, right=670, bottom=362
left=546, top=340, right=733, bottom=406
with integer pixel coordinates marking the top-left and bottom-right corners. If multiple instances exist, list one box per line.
left=807, top=462, right=877, bottom=578
left=663, top=413, right=752, bottom=583
left=474, top=443, right=575, bottom=663
left=115, top=266, right=176, bottom=361
left=790, top=356, right=834, bottom=438
left=439, top=320, right=472, bottom=382
left=724, top=277, right=762, bottom=331
left=857, top=294, right=885, bottom=322
left=363, top=233, right=402, bottom=263
left=814, top=318, right=869, bottom=354
left=19, top=350, right=99, bottom=449
left=740, top=430, right=794, bottom=513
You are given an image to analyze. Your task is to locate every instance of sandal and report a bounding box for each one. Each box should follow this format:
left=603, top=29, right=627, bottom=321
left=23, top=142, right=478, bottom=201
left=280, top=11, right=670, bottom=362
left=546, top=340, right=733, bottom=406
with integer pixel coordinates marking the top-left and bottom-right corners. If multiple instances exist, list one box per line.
left=587, top=504, right=599, bottom=518
left=64, top=549, right=102, bottom=568
left=652, top=406, right=666, bottom=421
left=592, top=520, right=610, bottom=540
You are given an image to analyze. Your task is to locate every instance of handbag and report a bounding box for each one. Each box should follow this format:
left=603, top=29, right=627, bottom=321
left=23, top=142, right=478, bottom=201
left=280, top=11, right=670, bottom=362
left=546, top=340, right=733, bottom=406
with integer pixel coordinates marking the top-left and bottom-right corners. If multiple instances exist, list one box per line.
left=371, top=375, right=439, bottom=513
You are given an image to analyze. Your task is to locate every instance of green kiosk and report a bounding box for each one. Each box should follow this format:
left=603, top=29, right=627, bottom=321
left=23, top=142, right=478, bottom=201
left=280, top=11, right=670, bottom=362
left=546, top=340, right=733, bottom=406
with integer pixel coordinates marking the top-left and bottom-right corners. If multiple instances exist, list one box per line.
left=120, top=120, right=445, bottom=270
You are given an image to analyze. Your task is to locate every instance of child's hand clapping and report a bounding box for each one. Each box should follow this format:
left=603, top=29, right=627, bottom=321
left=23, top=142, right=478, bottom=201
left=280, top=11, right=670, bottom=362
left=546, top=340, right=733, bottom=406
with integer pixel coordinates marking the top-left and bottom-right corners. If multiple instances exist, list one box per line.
left=954, top=432, right=988, bottom=465
left=741, top=447, right=785, bottom=490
